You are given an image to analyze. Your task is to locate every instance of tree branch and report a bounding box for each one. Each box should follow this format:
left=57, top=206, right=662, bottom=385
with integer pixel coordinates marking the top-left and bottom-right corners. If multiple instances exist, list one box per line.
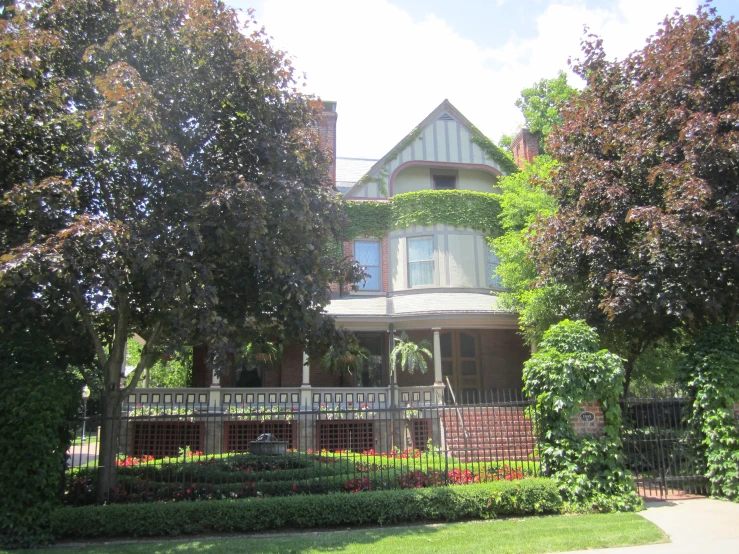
left=71, top=285, right=107, bottom=370
left=121, top=321, right=163, bottom=396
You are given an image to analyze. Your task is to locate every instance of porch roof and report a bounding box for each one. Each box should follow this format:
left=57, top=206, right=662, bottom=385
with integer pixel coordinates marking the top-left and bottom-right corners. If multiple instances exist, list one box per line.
left=325, top=292, right=515, bottom=328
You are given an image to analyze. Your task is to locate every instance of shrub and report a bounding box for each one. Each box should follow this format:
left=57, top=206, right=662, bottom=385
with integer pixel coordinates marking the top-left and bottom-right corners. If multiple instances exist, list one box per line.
left=524, top=320, right=642, bottom=512
left=0, top=368, right=80, bottom=548
left=51, top=479, right=562, bottom=539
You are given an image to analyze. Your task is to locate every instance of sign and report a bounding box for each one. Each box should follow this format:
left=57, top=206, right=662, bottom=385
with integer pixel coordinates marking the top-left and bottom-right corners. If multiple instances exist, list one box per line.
left=579, top=411, right=595, bottom=423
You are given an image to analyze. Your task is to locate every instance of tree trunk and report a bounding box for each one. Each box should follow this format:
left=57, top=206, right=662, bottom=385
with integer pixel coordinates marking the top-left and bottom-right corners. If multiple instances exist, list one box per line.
left=622, top=357, right=634, bottom=399
left=97, top=388, right=122, bottom=502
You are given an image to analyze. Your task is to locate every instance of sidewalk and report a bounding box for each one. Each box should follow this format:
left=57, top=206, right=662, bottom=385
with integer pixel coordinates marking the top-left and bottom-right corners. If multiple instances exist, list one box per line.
left=564, top=498, right=739, bottom=553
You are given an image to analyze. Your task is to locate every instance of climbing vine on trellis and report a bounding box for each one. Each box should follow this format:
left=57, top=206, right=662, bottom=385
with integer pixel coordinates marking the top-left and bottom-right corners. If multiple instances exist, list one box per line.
left=680, top=325, right=739, bottom=502
left=341, top=190, right=503, bottom=240
left=523, top=320, right=642, bottom=512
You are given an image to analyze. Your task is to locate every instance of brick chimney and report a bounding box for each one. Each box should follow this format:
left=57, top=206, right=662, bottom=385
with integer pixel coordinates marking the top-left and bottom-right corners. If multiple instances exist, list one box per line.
left=511, top=128, right=541, bottom=168
left=317, top=101, right=338, bottom=185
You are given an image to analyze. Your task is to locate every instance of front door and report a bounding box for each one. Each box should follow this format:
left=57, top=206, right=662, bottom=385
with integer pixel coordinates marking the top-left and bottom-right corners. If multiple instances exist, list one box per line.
left=440, top=331, right=481, bottom=403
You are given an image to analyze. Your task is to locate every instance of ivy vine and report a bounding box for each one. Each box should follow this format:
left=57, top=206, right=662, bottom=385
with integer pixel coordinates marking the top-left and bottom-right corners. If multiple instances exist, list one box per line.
left=681, top=325, right=739, bottom=501
left=523, top=320, right=642, bottom=512
left=341, top=190, right=503, bottom=240
left=470, top=125, right=519, bottom=175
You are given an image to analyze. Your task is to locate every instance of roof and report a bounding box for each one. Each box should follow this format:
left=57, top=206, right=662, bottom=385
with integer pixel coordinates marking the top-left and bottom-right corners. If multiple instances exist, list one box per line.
left=325, top=292, right=511, bottom=318
left=336, top=157, right=377, bottom=194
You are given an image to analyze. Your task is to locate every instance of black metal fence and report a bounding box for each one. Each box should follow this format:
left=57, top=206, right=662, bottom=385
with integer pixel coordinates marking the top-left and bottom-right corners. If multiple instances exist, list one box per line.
left=620, top=387, right=708, bottom=499
left=65, top=390, right=542, bottom=505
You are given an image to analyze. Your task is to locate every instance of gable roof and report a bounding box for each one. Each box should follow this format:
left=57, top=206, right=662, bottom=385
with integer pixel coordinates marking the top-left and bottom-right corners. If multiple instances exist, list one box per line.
left=344, top=99, right=507, bottom=198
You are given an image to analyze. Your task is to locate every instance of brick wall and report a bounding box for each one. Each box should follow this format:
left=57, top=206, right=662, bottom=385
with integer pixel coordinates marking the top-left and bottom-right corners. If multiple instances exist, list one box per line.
left=570, top=401, right=605, bottom=437
left=317, top=105, right=337, bottom=185
left=264, top=343, right=303, bottom=387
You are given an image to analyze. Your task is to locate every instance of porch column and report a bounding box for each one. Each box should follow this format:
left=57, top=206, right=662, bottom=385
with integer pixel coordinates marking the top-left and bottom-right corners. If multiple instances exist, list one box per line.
left=210, top=367, right=220, bottom=388
left=300, top=350, right=312, bottom=409
left=209, top=367, right=221, bottom=410
left=432, top=327, right=443, bottom=384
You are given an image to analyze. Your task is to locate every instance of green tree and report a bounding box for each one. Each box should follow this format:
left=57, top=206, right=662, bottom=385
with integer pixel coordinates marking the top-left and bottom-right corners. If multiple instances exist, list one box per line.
left=534, top=6, right=739, bottom=393
left=0, top=0, right=361, bottom=500
left=515, top=70, right=577, bottom=152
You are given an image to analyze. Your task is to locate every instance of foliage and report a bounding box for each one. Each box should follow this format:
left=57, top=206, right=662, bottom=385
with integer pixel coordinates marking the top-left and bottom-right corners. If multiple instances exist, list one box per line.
left=343, top=190, right=502, bottom=240
left=491, top=155, right=568, bottom=344
left=0, top=367, right=80, bottom=548
left=319, top=336, right=369, bottom=375
left=469, top=126, right=520, bottom=175
left=523, top=320, right=641, bottom=512
left=515, top=70, right=577, bottom=151
left=390, top=332, right=433, bottom=375
left=534, top=7, right=739, bottom=391
left=51, top=479, right=563, bottom=539
left=126, top=341, right=191, bottom=388
left=680, top=325, right=739, bottom=501
left=0, top=0, right=362, bottom=499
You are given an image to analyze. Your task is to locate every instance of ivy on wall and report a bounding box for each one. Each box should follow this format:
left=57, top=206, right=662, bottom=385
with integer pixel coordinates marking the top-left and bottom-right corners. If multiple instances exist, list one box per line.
left=341, top=190, right=503, bottom=240
left=470, top=126, right=520, bottom=175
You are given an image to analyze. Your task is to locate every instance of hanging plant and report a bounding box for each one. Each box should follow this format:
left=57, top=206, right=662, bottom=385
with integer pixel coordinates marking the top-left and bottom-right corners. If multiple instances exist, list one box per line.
left=320, top=343, right=369, bottom=375
left=390, top=332, right=433, bottom=375
left=242, top=341, right=281, bottom=367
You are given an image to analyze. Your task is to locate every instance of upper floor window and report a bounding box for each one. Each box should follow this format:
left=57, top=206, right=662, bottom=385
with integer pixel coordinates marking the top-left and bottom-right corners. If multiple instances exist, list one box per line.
left=408, top=236, right=434, bottom=287
left=354, top=240, right=380, bottom=290
left=433, top=174, right=456, bottom=190
left=488, top=248, right=502, bottom=288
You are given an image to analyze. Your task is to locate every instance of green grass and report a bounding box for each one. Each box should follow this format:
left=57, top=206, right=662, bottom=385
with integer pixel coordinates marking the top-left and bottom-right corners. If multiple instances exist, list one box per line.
left=46, top=512, right=666, bottom=553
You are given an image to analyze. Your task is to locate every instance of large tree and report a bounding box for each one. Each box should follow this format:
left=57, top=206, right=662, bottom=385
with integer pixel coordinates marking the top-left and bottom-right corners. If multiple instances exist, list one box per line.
left=533, top=5, right=739, bottom=393
left=0, top=0, right=360, bottom=499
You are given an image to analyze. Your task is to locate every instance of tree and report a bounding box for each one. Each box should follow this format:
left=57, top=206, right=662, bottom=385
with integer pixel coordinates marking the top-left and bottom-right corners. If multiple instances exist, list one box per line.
left=534, top=5, right=739, bottom=394
left=515, top=71, right=577, bottom=152
left=0, top=0, right=361, bottom=500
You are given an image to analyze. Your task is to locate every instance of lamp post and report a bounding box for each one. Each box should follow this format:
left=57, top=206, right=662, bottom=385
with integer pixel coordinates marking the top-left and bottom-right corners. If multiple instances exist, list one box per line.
left=80, top=385, right=90, bottom=442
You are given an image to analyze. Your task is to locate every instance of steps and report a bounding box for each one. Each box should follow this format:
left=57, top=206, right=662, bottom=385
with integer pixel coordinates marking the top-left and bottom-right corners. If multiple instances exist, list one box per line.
left=440, top=406, right=538, bottom=462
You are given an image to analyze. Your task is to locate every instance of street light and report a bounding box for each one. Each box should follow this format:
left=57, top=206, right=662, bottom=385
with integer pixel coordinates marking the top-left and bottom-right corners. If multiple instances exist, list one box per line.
left=80, top=385, right=90, bottom=442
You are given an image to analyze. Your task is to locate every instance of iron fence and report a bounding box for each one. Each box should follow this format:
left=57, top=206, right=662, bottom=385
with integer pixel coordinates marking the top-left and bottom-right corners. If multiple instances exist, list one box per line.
left=620, top=387, right=709, bottom=499
left=65, top=389, right=541, bottom=505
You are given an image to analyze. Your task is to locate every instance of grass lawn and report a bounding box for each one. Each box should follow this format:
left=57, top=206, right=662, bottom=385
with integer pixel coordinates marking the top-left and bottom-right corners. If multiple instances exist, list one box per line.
left=47, top=512, right=666, bottom=553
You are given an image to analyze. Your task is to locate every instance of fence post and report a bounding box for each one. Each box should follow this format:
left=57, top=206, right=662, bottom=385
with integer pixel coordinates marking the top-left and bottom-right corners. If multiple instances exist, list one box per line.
left=570, top=401, right=605, bottom=437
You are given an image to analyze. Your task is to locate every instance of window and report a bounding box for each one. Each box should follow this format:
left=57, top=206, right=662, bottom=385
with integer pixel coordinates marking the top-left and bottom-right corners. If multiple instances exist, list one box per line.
left=433, top=174, right=456, bottom=190
left=354, top=241, right=380, bottom=290
left=408, top=236, right=434, bottom=287
left=488, top=248, right=502, bottom=288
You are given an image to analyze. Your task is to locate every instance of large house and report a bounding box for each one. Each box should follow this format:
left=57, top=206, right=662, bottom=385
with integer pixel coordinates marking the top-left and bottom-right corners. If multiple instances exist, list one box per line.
left=126, top=100, right=540, bottom=456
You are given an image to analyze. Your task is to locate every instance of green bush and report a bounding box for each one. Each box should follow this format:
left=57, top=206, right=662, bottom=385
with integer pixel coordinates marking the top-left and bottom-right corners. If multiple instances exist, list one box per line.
left=681, top=325, right=739, bottom=501
left=51, top=479, right=562, bottom=539
left=0, top=368, right=80, bottom=548
left=524, top=320, right=642, bottom=512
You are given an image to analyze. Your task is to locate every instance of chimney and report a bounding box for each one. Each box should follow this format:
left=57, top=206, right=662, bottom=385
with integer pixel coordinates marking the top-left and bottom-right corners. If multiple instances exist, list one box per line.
left=317, top=101, right=338, bottom=185
left=511, top=128, right=540, bottom=168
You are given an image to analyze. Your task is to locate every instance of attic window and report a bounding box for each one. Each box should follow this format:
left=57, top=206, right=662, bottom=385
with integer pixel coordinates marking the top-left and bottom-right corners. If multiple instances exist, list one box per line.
left=438, top=113, right=454, bottom=121
left=433, top=175, right=456, bottom=190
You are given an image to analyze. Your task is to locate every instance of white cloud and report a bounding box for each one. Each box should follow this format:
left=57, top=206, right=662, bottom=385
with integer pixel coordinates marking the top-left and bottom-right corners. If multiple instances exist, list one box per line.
left=259, top=0, right=698, bottom=158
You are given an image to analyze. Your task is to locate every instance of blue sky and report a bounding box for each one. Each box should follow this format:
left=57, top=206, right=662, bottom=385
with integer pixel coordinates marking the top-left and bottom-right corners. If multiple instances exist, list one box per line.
left=230, top=1, right=738, bottom=159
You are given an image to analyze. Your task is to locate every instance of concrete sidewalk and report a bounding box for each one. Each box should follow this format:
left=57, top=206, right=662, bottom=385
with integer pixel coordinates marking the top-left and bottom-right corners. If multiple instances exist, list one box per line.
left=564, top=498, right=739, bottom=553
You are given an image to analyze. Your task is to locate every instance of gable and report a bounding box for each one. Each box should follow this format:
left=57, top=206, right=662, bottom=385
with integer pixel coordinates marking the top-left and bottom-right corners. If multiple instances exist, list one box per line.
left=345, top=100, right=510, bottom=199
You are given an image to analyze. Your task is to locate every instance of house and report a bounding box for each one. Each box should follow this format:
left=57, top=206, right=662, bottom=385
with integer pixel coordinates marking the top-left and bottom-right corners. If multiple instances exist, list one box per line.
left=125, top=100, right=539, bottom=457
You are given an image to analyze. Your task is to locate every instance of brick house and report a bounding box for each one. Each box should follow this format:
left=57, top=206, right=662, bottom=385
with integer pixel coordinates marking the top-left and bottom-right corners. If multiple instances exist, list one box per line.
left=125, top=100, right=539, bottom=455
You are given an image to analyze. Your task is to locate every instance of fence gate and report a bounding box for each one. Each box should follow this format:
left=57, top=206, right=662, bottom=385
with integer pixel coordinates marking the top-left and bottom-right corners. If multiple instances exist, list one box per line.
left=620, top=389, right=708, bottom=499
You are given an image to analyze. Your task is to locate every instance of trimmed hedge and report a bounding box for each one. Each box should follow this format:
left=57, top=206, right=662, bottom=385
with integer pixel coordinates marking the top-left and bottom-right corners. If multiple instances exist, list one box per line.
left=52, top=479, right=562, bottom=539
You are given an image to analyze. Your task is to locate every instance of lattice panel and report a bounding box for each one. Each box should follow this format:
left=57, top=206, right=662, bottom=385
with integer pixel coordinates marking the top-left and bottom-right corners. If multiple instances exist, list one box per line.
left=132, top=422, right=204, bottom=458
left=224, top=421, right=295, bottom=452
left=317, top=421, right=374, bottom=453
left=411, top=419, right=431, bottom=451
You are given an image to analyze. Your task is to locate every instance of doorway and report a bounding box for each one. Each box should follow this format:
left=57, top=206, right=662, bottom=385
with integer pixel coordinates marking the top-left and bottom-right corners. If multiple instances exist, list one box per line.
left=440, top=331, right=481, bottom=402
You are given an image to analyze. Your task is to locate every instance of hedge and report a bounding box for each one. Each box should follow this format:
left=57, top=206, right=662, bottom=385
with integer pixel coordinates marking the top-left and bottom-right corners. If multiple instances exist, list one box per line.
left=52, top=479, right=562, bottom=539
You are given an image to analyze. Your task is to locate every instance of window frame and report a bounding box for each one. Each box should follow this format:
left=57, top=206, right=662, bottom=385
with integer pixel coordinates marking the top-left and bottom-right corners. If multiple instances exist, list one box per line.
left=487, top=247, right=503, bottom=289
left=407, top=235, right=435, bottom=288
left=432, top=170, right=457, bottom=190
left=353, top=239, right=381, bottom=291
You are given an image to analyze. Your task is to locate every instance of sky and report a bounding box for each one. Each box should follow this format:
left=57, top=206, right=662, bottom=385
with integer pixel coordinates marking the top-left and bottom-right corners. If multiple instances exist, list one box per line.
left=228, top=0, right=738, bottom=159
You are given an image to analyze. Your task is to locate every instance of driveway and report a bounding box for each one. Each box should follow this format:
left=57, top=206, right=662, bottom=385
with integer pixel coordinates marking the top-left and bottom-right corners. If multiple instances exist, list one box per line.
left=563, top=498, right=739, bottom=553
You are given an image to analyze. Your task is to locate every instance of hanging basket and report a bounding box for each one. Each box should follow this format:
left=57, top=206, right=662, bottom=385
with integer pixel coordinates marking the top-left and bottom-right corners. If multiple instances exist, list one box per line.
left=340, top=353, right=356, bottom=364
left=254, top=353, right=271, bottom=363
